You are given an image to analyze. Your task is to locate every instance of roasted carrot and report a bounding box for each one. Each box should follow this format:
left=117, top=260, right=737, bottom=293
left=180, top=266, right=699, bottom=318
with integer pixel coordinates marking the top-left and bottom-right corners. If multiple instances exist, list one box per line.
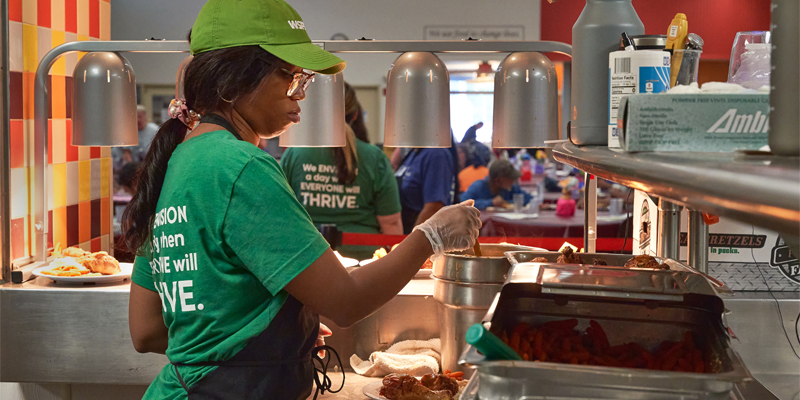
left=509, top=331, right=521, bottom=352
left=533, top=330, right=544, bottom=356
left=589, top=320, right=610, bottom=350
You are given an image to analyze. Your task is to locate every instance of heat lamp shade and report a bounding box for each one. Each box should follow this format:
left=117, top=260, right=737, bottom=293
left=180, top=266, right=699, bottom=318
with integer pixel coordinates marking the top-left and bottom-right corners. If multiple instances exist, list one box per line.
left=492, top=52, right=559, bottom=148
left=72, top=52, right=138, bottom=147
left=384, top=52, right=451, bottom=148
left=280, top=73, right=346, bottom=147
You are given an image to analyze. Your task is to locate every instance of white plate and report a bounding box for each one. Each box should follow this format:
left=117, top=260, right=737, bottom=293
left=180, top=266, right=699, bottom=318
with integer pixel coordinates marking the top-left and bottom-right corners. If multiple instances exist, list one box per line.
left=358, top=258, right=375, bottom=267
left=362, top=381, right=386, bottom=400
left=334, top=251, right=359, bottom=268
left=363, top=379, right=468, bottom=399
left=415, top=269, right=433, bottom=279
left=358, top=259, right=432, bottom=279
left=33, top=262, right=133, bottom=284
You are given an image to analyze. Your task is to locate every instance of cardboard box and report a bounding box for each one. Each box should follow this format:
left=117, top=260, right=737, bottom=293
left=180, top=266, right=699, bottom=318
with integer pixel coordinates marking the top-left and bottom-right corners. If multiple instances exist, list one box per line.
left=618, top=94, right=769, bottom=152
left=632, top=190, right=799, bottom=291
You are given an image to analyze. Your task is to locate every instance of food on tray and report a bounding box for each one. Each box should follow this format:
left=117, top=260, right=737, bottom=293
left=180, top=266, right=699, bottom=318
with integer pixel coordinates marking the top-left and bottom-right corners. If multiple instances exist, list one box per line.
left=62, top=247, right=88, bottom=258
left=373, top=244, right=433, bottom=269
left=556, top=247, right=584, bottom=264
left=373, top=247, right=389, bottom=259
left=531, top=257, right=549, bottom=263
left=380, top=373, right=467, bottom=400
left=624, top=254, right=669, bottom=270
left=499, top=319, right=708, bottom=373
left=592, top=258, right=608, bottom=266
left=40, top=257, right=98, bottom=277
left=43, top=247, right=122, bottom=276
left=81, top=251, right=122, bottom=275
left=441, top=370, right=465, bottom=382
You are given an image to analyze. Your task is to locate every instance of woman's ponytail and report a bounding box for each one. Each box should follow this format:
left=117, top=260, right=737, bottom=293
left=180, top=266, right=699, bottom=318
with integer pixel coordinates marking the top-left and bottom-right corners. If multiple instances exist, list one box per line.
left=122, top=118, right=189, bottom=253
left=121, top=45, right=282, bottom=255
left=333, top=124, right=358, bottom=185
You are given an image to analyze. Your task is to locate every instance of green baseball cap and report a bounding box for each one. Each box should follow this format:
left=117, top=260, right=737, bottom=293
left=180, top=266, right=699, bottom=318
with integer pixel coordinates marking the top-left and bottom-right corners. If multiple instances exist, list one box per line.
left=190, top=0, right=346, bottom=75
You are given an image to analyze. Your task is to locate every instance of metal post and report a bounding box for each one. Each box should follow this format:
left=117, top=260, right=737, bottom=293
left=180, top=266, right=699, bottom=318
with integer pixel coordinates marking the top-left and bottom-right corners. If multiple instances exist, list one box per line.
left=318, top=40, right=572, bottom=55
left=0, top=0, right=10, bottom=282
left=561, top=61, right=571, bottom=140
left=687, top=210, right=709, bottom=273
left=584, top=172, right=597, bottom=253
left=33, top=41, right=190, bottom=265
left=656, top=199, right=681, bottom=260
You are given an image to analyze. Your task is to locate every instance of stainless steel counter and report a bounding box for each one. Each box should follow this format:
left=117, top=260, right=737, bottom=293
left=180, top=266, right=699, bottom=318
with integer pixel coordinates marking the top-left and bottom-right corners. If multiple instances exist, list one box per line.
left=1, top=277, right=798, bottom=399
left=0, top=278, right=167, bottom=384
left=0, top=277, right=437, bottom=385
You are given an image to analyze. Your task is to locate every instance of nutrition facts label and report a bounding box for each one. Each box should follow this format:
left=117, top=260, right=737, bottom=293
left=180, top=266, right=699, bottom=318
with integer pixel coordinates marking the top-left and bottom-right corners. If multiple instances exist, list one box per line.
left=610, top=73, right=636, bottom=123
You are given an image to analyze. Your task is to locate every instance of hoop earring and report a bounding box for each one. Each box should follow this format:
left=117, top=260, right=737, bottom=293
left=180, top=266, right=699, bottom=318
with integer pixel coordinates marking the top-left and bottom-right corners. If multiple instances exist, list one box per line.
left=217, top=88, right=235, bottom=104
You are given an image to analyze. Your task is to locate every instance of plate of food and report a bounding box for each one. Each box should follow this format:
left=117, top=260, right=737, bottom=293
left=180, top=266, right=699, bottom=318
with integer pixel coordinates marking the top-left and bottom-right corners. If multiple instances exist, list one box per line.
left=33, top=247, right=131, bottom=284
left=363, top=372, right=468, bottom=400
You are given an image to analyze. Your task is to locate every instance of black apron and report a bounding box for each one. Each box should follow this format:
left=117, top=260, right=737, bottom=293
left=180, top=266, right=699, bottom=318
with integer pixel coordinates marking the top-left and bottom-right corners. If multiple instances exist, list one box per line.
left=169, top=114, right=343, bottom=400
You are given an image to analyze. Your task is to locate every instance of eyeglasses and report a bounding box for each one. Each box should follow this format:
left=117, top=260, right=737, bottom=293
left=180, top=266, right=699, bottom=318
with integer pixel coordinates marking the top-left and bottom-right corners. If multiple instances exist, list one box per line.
left=281, top=68, right=315, bottom=97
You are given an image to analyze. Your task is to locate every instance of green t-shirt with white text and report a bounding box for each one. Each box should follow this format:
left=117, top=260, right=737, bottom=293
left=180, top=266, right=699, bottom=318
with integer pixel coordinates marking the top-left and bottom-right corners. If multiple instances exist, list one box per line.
left=131, top=131, right=329, bottom=400
left=279, top=139, right=401, bottom=234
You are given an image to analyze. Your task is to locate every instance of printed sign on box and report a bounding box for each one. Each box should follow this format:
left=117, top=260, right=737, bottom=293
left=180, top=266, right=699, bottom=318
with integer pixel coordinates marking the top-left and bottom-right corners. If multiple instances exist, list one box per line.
left=632, top=190, right=799, bottom=290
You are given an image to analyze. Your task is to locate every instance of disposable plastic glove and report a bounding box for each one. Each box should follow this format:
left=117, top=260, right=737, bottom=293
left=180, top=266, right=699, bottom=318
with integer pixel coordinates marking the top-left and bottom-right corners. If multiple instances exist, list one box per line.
left=414, top=200, right=482, bottom=261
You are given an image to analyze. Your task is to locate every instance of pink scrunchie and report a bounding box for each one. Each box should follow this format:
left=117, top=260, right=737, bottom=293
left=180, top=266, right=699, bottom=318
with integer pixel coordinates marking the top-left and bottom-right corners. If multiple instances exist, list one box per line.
left=168, top=98, right=200, bottom=129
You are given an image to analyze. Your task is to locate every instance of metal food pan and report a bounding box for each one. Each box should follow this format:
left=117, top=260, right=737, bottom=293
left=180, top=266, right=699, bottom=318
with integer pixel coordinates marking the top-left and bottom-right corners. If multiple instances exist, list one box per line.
left=505, top=251, right=732, bottom=294
left=459, top=292, right=751, bottom=399
left=432, top=244, right=540, bottom=283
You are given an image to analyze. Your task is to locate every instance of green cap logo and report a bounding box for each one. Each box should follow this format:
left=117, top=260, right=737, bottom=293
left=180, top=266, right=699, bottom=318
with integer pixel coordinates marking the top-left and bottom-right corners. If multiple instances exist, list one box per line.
left=190, top=0, right=345, bottom=75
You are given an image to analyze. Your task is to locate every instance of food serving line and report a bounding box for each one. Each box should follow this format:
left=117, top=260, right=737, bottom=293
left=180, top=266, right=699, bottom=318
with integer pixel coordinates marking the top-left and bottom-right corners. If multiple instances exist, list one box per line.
left=1, top=37, right=798, bottom=400
left=1, top=242, right=796, bottom=399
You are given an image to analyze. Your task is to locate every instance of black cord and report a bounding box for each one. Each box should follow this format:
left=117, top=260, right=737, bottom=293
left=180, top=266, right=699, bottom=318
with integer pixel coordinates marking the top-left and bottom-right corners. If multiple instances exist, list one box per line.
left=311, top=345, right=345, bottom=400
left=750, top=226, right=800, bottom=360
left=621, top=189, right=633, bottom=253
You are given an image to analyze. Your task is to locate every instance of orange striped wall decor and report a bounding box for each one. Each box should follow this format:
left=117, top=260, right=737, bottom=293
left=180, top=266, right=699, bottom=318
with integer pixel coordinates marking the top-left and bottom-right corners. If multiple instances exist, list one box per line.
left=9, top=0, right=112, bottom=263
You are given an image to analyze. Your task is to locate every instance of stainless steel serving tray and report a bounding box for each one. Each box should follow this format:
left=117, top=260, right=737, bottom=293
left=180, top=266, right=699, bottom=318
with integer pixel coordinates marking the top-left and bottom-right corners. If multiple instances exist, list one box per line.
left=505, top=251, right=732, bottom=295
left=432, top=244, right=542, bottom=283
left=458, top=262, right=752, bottom=400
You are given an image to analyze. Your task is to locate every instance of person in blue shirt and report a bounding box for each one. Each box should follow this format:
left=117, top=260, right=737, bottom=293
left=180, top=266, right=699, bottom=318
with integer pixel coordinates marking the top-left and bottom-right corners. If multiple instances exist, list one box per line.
left=396, top=148, right=456, bottom=233
left=462, top=159, right=533, bottom=210
left=461, top=122, right=492, bottom=166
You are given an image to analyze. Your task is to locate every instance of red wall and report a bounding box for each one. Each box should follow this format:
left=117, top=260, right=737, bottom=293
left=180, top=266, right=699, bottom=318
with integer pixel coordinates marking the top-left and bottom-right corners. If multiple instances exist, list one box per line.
left=541, top=0, right=771, bottom=60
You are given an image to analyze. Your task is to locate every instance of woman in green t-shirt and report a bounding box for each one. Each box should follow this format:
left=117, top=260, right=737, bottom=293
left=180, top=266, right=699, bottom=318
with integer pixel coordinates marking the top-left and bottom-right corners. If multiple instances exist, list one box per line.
left=280, top=82, right=403, bottom=259
left=122, top=1, right=480, bottom=399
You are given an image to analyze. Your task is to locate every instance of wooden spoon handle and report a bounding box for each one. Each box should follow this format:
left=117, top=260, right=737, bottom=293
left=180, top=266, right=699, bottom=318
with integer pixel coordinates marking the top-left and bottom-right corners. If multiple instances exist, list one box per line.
left=473, top=241, right=482, bottom=257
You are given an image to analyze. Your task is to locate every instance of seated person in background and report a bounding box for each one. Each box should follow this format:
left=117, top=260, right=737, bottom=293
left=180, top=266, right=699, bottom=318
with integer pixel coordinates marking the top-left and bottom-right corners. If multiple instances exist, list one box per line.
left=113, top=162, right=140, bottom=236
left=457, top=143, right=489, bottom=193
left=556, top=177, right=580, bottom=218
left=116, top=162, right=140, bottom=197
left=462, top=160, right=532, bottom=210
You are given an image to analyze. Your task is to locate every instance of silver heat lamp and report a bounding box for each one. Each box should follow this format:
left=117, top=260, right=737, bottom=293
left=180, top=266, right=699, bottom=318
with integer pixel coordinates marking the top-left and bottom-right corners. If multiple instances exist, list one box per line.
left=72, top=52, right=138, bottom=146
left=280, top=72, right=346, bottom=147
left=492, top=52, right=559, bottom=148
left=384, top=52, right=451, bottom=148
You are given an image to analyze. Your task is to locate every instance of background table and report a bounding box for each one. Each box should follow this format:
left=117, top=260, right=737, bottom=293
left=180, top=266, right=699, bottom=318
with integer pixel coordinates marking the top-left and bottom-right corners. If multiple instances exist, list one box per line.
left=480, top=209, right=630, bottom=238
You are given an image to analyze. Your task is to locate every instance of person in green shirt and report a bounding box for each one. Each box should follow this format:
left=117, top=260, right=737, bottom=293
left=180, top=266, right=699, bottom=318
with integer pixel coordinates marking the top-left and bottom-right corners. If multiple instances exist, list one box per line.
left=281, top=83, right=402, bottom=259
left=122, top=1, right=481, bottom=400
